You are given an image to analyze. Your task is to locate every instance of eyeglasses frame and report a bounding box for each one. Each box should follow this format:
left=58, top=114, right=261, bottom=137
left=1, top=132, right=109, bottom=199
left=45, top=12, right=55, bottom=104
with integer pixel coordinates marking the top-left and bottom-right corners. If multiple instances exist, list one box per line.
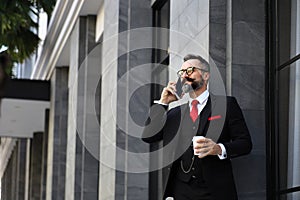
left=177, top=66, right=209, bottom=77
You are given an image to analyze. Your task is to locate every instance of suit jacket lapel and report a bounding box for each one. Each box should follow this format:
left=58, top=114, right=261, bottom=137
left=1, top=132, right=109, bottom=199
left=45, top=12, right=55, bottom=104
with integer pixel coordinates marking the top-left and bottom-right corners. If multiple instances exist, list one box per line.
left=173, top=103, right=190, bottom=156
left=205, top=94, right=227, bottom=142
left=198, top=96, right=212, bottom=136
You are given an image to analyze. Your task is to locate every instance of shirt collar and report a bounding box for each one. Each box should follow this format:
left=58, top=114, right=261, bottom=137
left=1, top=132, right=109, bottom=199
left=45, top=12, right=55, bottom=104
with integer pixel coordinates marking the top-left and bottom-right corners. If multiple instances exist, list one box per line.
left=189, top=90, right=209, bottom=106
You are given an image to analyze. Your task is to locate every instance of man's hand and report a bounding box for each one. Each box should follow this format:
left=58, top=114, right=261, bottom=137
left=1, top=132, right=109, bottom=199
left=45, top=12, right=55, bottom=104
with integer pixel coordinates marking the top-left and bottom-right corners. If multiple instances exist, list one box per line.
left=159, top=81, right=178, bottom=104
left=193, top=137, right=222, bottom=158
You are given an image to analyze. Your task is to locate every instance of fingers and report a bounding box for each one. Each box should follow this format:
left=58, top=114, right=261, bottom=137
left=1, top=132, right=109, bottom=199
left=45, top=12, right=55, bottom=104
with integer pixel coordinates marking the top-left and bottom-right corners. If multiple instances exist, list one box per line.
left=194, top=138, right=212, bottom=149
left=163, top=87, right=175, bottom=96
left=193, top=138, right=217, bottom=158
left=159, top=81, right=178, bottom=104
left=166, top=81, right=177, bottom=93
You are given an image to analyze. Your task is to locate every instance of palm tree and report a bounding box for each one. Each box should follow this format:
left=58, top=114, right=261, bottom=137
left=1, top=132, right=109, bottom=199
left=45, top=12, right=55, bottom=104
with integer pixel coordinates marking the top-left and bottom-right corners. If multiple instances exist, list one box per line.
left=0, top=0, right=56, bottom=75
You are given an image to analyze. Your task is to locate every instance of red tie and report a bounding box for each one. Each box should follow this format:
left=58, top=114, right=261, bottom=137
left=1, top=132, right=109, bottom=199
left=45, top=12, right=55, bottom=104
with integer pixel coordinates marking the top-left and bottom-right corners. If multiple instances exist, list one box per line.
left=190, top=100, right=199, bottom=122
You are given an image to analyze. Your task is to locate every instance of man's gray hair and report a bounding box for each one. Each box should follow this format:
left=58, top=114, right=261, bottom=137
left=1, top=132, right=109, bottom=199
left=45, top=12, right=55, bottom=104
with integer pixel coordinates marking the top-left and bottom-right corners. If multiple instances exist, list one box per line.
left=183, top=54, right=210, bottom=72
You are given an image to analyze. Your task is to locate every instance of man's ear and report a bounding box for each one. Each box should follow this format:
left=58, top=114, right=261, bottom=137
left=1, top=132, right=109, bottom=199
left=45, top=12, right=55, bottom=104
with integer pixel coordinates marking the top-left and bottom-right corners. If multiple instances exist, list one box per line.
left=203, top=72, right=210, bottom=81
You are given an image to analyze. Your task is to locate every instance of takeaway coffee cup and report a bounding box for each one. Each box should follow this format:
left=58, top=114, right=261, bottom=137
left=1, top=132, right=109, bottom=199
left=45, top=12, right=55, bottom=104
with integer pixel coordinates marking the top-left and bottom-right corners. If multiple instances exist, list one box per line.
left=192, top=136, right=205, bottom=156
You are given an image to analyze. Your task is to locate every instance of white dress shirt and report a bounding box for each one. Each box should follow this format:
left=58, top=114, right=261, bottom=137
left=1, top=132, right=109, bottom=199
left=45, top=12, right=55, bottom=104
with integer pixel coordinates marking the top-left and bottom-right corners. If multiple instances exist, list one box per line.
left=188, top=90, right=227, bottom=159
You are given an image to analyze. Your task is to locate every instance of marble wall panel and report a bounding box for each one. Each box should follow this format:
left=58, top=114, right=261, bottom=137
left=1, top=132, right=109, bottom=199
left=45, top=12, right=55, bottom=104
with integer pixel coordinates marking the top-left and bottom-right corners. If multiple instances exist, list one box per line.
left=231, top=1, right=266, bottom=199
left=232, top=21, right=265, bottom=66
left=232, top=64, right=265, bottom=110
left=170, top=0, right=190, bottom=25
left=209, top=22, right=226, bottom=67
left=99, top=0, right=120, bottom=198
left=210, top=0, right=226, bottom=24
left=232, top=109, right=266, bottom=199
left=130, top=0, right=152, bottom=29
left=232, top=0, right=265, bottom=23
left=170, top=0, right=209, bottom=73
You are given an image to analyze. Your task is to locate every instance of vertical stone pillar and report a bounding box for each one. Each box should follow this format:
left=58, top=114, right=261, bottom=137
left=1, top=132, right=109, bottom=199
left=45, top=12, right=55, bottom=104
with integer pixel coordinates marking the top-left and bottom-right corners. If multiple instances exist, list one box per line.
left=1, top=150, right=12, bottom=199
left=1, top=140, right=18, bottom=200
left=101, top=0, right=154, bottom=199
left=46, top=67, right=69, bottom=200
left=65, top=19, right=79, bottom=200
left=40, top=109, right=50, bottom=199
left=17, top=138, right=28, bottom=200
left=24, top=138, right=31, bottom=200
left=230, top=0, right=266, bottom=199
left=82, top=16, right=101, bottom=200
left=29, top=132, right=43, bottom=200
left=115, top=0, right=152, bottom=199
left=12, top=143, right=18, bottom=200
left=0, top=138, right=26, bottom=200
left=74, top=16, right=100, bottom=200
left=209, top=0, right=227, bottom=86
left=99, top=0, right=119, bottom=198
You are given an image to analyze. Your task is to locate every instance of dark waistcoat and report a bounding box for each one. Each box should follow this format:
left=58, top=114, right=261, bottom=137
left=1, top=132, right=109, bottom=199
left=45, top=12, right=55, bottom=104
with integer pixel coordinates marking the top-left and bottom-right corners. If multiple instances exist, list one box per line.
left=171, top=106, right=209, bottom=183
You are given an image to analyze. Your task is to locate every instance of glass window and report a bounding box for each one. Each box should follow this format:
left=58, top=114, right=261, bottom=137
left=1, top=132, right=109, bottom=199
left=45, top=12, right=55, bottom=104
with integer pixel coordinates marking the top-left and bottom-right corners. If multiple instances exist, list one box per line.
left=275, top=0, right=300, bottom=198
left=278, top=0, right=300, bottom=66
left=153, top=0, right=170, bottom=63
left=280, top=190, right=300, bottom=200
left=278, top=60, right=300, bottom=192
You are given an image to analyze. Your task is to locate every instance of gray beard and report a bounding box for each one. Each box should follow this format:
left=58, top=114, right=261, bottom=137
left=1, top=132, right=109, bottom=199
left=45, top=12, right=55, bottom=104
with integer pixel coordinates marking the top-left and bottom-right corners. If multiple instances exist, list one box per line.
left=182, top=83, right=193, bottom=93
left=182, top=79, right=204, bottom=93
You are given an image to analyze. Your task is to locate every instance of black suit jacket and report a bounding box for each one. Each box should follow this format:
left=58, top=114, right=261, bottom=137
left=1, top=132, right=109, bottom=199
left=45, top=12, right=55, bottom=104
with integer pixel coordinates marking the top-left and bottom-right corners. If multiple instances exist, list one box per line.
left=142, top=95, right=252, bottom=200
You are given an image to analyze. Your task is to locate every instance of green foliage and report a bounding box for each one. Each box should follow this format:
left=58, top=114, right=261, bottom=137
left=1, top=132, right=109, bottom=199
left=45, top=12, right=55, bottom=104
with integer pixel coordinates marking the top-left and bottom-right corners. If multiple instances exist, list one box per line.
left=0, top=0, right=56, bottom=64
left=35, top=0, right=57, bottom=17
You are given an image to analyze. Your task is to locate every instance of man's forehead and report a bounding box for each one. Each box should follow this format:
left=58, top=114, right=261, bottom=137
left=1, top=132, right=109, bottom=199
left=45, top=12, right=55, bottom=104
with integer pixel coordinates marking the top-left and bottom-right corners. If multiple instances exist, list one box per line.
left=181, top=59, right=201, bottom=68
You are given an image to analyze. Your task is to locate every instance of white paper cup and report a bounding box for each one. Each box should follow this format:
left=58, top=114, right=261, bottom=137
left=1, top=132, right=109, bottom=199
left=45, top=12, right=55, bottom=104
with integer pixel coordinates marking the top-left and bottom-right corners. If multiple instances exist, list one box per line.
left=192, top=136, right=205, bottom=156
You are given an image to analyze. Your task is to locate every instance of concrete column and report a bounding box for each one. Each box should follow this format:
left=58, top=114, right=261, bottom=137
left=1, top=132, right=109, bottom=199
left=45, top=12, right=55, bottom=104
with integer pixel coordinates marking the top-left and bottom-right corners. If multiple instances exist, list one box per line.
left=29, top=132, right=43, bottom=200
left=40, top=109, right=50, bottom=200
left=99, top=0, right=119, bottom=199
left=24, top=139, right=30, bottom=200
left=11, top=141, right=18, bottom=200
left=46, top=67, right=69, bottom=200
left=0, top=138, right=26, bottom=200
left=115, top=0, right=152, bottom=199
left=82, top=16, right=101, bottom=200
left=1, top=151, right=12, bottom=200
left=1, top=141, right=17, bottom=200
left=16, top=139, right=27, bottom=200
left=209, top=0, right=227, bottom=84
left=73, top=16, right=100, bottom=200
left=65, top=19, right=79, bottom=200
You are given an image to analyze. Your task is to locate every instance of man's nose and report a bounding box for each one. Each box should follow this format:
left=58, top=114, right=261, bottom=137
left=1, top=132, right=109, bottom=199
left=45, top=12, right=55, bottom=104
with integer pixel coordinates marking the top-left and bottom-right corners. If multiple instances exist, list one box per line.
left=183, top=72, right=190, bottom=78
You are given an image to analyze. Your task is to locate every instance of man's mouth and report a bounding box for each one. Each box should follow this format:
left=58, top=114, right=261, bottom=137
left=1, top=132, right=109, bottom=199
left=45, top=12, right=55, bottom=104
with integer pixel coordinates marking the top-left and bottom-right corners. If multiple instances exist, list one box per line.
left=184, top=77, right=195, bottom=83
left=182, top=76, right=204, bottom=93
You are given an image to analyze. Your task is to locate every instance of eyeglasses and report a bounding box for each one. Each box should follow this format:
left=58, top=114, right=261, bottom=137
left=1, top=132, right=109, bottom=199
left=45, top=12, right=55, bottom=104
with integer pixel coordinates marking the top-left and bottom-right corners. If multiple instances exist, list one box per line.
left=177, top=66, right=208, bottom=77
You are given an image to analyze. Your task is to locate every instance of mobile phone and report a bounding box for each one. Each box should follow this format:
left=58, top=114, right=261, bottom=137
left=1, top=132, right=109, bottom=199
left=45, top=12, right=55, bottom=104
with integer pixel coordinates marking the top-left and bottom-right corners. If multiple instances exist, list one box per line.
left=174, top=78, right=183, bottom=99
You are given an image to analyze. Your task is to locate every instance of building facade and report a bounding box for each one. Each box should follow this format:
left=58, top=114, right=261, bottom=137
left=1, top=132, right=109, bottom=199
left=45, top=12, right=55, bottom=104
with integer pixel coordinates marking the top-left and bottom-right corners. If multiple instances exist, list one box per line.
left=0, top=0, right=299, bottom=199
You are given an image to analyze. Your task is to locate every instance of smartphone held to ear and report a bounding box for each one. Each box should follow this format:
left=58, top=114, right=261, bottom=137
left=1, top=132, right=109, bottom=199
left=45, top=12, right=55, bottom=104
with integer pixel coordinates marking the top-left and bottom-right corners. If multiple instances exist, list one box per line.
left=174, top=78, right=183, bottom=99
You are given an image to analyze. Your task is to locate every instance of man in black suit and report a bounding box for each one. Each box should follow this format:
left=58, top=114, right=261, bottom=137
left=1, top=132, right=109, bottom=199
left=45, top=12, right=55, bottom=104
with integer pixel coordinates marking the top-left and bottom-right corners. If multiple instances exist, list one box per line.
left=142, top=54, right=252, bottom=200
